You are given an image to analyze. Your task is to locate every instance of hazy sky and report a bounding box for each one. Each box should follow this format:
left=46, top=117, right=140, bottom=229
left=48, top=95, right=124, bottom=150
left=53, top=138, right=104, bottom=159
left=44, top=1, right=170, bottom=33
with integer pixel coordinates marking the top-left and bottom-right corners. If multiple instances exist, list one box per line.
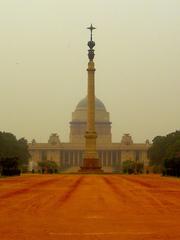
left=0, top=0, right=180, bottom=143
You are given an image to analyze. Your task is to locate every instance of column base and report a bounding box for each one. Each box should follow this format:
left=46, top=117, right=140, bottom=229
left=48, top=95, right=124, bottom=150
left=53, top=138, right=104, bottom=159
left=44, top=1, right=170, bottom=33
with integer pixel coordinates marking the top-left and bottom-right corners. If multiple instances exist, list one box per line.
left=79, top=158, right=104, bottom=173
left=79, top=158, right=103, bottom=174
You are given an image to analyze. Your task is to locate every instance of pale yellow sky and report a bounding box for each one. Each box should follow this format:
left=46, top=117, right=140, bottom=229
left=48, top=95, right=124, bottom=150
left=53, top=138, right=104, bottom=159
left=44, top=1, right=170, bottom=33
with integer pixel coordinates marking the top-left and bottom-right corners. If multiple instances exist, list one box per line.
left=0, top=0, right=180, bottom=143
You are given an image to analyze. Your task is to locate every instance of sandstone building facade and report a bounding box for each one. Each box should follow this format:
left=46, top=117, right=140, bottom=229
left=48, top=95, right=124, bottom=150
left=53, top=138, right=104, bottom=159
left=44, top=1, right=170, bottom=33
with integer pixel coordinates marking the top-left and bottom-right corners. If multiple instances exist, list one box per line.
left=29, top=96, right=150, bottom=172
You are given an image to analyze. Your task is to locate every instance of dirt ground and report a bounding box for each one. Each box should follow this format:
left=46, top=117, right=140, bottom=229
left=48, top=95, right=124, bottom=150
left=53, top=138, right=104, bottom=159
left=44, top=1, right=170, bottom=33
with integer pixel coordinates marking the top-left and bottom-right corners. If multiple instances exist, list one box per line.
left=0, top=174, right=180, bottom=240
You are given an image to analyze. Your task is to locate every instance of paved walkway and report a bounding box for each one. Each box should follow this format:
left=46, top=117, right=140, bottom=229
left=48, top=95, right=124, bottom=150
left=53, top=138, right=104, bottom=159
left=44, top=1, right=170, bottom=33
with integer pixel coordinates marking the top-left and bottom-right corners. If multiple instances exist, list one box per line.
left=0, top=174, right=180, bottom=240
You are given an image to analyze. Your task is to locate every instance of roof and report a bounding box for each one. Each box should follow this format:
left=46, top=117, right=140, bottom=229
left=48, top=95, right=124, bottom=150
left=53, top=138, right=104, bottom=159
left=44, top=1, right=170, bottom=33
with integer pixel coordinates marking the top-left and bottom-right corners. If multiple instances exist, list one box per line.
left=76, top=96, right=107, bottom=111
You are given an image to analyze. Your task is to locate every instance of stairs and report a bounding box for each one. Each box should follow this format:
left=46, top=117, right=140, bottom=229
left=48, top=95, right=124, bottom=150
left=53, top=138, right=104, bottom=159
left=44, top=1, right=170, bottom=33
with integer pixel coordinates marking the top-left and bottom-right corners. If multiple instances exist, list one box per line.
left=60, top=166, right=120, bottom=174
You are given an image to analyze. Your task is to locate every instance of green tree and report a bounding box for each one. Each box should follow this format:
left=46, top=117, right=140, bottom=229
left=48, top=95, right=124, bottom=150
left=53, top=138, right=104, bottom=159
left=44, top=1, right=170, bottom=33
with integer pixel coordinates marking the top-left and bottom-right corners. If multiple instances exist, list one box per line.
left=0, top=132, right=30, bottom=176
left=17, top=138, right=30, bottom=169
left=149, top=131, right=180, bottom=176
left=148, top=136, right=166, bottom=166
left=122, top=160, right=144, bottom=174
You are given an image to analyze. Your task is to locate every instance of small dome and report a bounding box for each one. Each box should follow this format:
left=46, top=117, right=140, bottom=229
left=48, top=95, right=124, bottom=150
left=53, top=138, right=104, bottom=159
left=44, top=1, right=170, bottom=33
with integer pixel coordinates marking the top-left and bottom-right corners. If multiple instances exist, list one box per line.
left=76, top=96, right=106, bottom=111
left=48, top=133, right=60, bottom=145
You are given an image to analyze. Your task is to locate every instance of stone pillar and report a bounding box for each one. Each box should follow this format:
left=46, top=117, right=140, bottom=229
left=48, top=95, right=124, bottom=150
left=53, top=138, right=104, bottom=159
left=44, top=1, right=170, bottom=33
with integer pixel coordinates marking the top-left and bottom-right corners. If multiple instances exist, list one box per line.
left=72, top=151, right=75, bottom=167
left=84, top=61, right=98, bottom=162
left=63, top=151, right=65, bottom=167
left=116, top=151, right=119, bottom=166
left=102, top=151, right=105, bottom=166
left=80, top=25, right=102, bottom=173
left=106, top=151, right=108, bottom=166
left=77, top=151, right=80, bottom=166
left=111, top=151, right=113, bottom=166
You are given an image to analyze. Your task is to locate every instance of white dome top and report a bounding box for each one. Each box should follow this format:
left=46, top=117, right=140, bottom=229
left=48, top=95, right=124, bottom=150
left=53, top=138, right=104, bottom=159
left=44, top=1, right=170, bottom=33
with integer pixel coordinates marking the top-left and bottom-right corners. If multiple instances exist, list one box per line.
left=76, top=96, right=106, bottom=111
left=72, top=96, right=109, bottom=122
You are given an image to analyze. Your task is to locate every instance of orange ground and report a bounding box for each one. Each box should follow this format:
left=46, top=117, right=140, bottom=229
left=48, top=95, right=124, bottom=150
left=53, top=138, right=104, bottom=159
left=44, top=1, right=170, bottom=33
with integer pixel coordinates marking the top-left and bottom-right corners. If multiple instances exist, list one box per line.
left=0, top=174, right=180, bottom=240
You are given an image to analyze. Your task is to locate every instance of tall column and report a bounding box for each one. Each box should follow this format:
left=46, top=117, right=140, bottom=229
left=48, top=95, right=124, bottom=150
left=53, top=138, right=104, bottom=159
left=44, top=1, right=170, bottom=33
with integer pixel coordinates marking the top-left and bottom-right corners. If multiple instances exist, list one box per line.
left=80, top=24, right=102, bottom=173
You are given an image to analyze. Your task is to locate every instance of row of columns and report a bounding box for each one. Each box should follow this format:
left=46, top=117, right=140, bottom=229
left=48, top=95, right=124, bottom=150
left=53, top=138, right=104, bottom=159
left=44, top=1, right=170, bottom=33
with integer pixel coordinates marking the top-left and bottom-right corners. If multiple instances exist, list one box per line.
left=60, top=150, right=122, bottom=167
left=60, top=151, right=83, bottom=167
left=37, top=150, right=146, bottom=168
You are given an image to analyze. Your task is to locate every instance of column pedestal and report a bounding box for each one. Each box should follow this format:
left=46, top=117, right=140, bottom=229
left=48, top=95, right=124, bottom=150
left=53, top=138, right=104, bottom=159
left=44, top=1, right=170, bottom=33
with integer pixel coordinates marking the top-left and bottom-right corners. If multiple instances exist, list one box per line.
left=79, top=131, right=103, bottom=173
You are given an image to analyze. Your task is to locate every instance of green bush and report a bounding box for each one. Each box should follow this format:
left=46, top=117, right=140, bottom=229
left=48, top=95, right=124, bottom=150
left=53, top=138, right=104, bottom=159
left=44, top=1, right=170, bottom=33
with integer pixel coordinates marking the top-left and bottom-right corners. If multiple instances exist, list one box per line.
left=38, top=160, right=59, bottom=174
left=122, top=160, right=144, bottom=174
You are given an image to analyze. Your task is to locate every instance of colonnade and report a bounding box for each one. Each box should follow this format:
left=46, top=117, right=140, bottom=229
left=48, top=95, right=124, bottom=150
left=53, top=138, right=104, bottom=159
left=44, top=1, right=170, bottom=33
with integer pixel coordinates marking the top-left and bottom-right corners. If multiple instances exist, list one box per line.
left=60, top=150, right=83, bottom=167
left=60, top=150, right=122, bottom=168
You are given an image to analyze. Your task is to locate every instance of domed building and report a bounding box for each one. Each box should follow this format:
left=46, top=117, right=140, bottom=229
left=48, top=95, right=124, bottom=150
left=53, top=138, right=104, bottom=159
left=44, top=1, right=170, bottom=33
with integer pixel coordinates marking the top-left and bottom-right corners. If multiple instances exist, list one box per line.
left=28, top=96, right=151, bottom=172
left=28, top=27, right=151, bottom=172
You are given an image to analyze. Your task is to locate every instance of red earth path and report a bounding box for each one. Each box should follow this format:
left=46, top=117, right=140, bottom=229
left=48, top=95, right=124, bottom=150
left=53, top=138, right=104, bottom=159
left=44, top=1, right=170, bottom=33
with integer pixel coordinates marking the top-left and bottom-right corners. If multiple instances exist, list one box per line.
left=0, top=174, right=180, bottom=240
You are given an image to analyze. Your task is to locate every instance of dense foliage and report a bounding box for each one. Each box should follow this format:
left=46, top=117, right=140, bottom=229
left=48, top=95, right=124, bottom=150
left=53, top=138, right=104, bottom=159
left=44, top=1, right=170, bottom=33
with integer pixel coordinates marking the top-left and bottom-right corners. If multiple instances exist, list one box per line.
left=0, top=132, right=30, bottom=176
left=122, top=160, right=144, bottom=174
left=148, top=130, right=180, bottom=176
left=163, top=157, right=180, bottom=177
left=38, top=160, right=59, bottom=174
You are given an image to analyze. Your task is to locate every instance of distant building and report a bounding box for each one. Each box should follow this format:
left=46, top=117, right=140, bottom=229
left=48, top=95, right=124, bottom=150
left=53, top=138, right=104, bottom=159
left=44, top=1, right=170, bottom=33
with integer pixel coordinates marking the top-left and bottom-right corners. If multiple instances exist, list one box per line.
left=28, top=96, right=150, bottom=172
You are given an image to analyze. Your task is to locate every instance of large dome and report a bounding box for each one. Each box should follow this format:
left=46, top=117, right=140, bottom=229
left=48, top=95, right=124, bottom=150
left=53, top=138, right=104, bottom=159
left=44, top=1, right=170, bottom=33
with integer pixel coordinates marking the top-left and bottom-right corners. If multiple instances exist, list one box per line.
left=72, top=96, right=109, bottom=122
left=70, top=96, right=112, bottom=144
left=76, top=96, right=106, bottom=111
